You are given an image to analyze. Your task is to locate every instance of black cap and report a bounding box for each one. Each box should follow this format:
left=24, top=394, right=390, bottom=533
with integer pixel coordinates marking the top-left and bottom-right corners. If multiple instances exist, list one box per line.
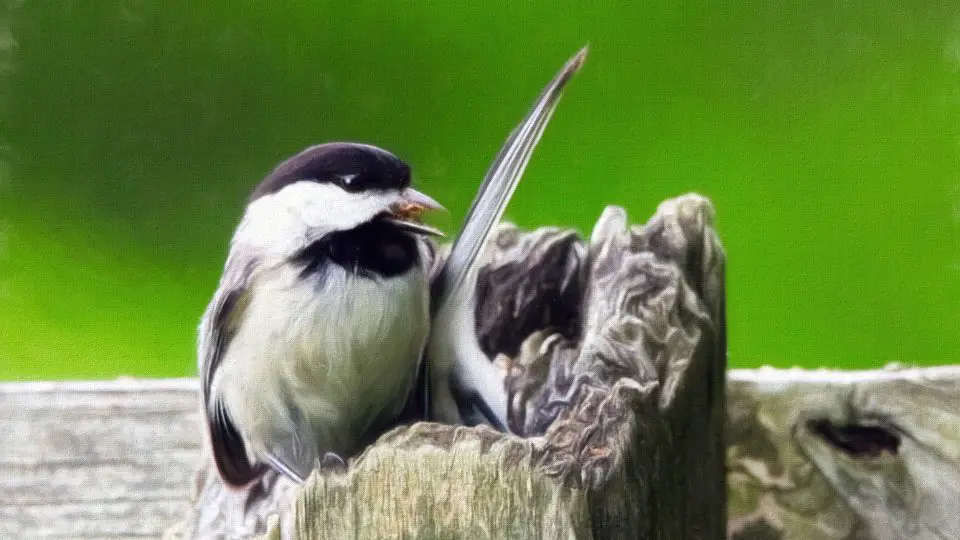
left=250, top=143, right=411, bottom=202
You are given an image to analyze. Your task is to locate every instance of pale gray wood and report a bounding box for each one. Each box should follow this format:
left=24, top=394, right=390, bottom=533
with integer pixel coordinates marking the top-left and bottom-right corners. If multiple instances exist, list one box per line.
left=727, top=365, right=960, bottom=540
left=0, top=378, right=202, bottom=540
left=3, top=369, right=960, bottom=539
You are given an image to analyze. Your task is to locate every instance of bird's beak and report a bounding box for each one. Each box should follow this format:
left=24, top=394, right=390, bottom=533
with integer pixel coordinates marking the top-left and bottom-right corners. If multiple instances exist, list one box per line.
left=383, top=188, right=446, bottom=237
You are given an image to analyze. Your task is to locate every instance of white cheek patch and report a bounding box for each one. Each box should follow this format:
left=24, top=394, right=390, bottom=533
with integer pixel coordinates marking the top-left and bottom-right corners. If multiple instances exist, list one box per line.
left=233, top=181, right=399, bottom=255
left=287, top=182, right=392, bottom=229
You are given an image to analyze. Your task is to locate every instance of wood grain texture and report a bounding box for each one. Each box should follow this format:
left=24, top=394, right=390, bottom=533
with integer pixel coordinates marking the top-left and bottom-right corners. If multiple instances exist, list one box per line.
left=3, top=369, right=960, bottom=539
left=0, top=379, right=201, bottom=539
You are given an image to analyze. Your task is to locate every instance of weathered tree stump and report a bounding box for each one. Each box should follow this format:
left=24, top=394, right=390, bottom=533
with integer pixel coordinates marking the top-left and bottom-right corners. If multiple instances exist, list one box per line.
left=166, top=193, right=728, bottom=539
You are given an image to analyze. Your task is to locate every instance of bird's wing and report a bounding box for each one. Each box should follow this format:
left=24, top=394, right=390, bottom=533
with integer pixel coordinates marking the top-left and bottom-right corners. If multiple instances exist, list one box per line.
left=200, top=245, right=329, bottom=486
left=197, top=248, right=266, bottom=487
left=426, top=47, right=588, bottom=429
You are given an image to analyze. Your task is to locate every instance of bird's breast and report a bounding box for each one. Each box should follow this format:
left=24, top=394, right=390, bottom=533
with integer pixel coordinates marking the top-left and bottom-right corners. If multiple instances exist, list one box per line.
left=218, top=262, right=430, bottom=455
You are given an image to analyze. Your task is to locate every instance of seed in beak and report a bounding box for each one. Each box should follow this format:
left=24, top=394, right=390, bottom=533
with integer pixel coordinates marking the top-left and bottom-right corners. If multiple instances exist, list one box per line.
left=382, top=188, right=446, bottom=236
left=389, top=201, right=426, bottom=223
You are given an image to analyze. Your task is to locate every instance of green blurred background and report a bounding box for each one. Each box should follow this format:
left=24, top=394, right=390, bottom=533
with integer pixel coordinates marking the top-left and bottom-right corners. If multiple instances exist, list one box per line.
left=1, top=2, right=958, bottom=380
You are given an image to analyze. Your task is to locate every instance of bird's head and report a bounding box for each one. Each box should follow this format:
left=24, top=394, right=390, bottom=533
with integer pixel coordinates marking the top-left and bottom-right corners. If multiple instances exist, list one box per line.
left=234, top=143, right=445, bottom=255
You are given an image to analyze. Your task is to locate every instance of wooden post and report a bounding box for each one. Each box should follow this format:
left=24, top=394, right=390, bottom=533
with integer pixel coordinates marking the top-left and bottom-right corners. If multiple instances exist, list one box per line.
left=4, top=371, right=959, bottom=539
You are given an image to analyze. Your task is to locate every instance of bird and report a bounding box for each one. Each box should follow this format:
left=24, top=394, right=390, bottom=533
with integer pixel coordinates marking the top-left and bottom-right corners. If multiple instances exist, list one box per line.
left=198, top=47, right=587, bottom=489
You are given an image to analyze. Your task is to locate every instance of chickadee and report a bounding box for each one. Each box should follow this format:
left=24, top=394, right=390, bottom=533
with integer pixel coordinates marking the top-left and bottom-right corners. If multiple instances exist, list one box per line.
left=198, top=48, right=587, bottom=488
left=198, top=142, right=445, bottom=486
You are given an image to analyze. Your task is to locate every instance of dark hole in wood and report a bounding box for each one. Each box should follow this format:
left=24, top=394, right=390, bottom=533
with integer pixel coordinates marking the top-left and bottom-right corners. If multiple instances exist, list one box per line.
left=807, top=419, right=900, bottom=458
left=474, top=234, right=584, bottom=359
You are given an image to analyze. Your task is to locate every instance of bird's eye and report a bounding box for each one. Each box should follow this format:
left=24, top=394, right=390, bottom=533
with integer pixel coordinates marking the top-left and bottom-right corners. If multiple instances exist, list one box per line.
left=335, top=173, right=364, bottom=192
